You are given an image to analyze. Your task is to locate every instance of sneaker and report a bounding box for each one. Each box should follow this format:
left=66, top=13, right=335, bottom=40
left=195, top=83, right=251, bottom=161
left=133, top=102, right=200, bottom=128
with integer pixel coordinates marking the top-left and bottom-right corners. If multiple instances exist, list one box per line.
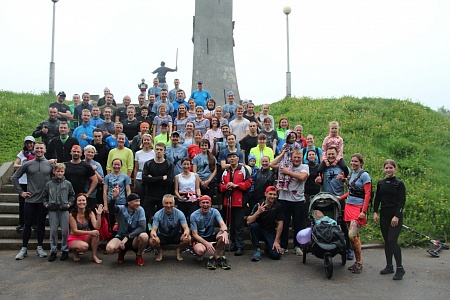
left=136, top=255, right=145, bottom=266
left=36, top=246, right=47, bottom=258
left=294, top=246, right=303, bottom=256
left=15, top=247, right=27, bottom=260
left=234, top=248, right=244, bottom=256
left=348, top=262, right=357, bottom=271
left=153, top=249, right=159, bottom=256
left=352, top=262, right=363, bottom=274
left=48, top=252, right=57, bottom=262
left=251, top=249, right=261, bottom=262
left=143, top=246, right=152, bottom=254
left=60, top=251, right=69, bottom=261
left=32, top=225, right=37, bottom=233
left=16, top=224, right=24, bottom=232
left=217, top=256, right=231, bottom=270
left=206, top=256, right=217, bottom=270
left=281, top=248, right=288, bottom=254
left=393, top=267, right=405, bottom=280
left=346, top=249, right=355, bottom=260
left=117, top=251, right=125, bottom=264
left=181, top=246, right=190, bottom=254
left=380, top=265, right=395, bottom=275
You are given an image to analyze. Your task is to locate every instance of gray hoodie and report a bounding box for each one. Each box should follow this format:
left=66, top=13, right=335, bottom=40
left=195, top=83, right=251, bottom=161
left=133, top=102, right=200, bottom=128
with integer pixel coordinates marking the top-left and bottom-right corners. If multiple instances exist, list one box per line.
left=42, top=176, right=75, bottom=210
left=12, top=158, right=53, bottom=204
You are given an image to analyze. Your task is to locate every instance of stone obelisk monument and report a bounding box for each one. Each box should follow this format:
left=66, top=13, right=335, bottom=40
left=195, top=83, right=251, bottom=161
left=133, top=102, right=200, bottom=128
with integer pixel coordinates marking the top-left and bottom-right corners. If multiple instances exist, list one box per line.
left=192, top=0, right=240, bottom=105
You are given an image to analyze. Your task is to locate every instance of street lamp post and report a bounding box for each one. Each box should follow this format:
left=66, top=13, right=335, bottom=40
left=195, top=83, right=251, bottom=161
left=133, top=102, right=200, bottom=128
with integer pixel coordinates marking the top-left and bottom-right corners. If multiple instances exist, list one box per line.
left=49, top=0, right=59, bottom=94
left=283, top=6, right=291, bottom=98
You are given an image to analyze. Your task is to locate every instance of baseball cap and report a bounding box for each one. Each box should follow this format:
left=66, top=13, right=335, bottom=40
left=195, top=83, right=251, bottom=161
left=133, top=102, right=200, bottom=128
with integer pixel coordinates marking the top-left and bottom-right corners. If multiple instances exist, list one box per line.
left=265, top=186, right=278, bottom=193
left=171, top=131, right=180, bottom=136
left=127, top=193, right=140, bottom=202
left=227, top=91, right=234, bottom=96
left=24, top=136, right=35, bottom=143
left=57, top=91, right=66, bottom=97
left=248, top=154, right=256, bottom=162
left=227, top=152, right=238, bottom=158
left=160, top=120, right=169, bottom=126
left=197, top=80, right=203, bottom=84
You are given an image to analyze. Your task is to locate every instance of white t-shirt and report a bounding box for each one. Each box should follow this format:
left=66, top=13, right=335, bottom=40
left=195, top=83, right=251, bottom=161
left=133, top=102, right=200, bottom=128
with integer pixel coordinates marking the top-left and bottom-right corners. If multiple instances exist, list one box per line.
left=229, top=118, right=250, bottom=141
left=278, top=164, right=309, bottom=202
left=134, top=150, right=155, bottom=180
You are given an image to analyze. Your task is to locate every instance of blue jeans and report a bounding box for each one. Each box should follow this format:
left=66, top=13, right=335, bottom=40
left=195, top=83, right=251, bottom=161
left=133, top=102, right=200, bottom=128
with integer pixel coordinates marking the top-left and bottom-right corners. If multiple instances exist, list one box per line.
left=248, top=222, right=281, bottom=260
left=279, top=200, right=305, bottom=249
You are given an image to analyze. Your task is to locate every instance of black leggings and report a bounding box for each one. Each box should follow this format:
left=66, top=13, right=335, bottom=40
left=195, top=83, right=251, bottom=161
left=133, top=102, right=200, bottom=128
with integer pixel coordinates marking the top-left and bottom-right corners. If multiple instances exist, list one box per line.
left=380, top=208, right=403, bottom=267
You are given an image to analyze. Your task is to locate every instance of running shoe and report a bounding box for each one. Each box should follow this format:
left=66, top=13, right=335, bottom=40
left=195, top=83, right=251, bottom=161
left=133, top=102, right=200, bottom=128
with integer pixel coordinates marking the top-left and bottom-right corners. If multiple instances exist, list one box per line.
left=346, top=249, right=355, bottom=260
left=380, top=265, right=394, bottom=275
left=15, top=247, right=27, bottom=260
left=294, top=246, right=303, bottom=256
left=136, top=255, right=145, bottom=266
left=206, top=256, right=216, bottom=270
left=36, top=246, right=47, bottom=258
left=117, top=251, right=125, bottom=263
left=217, top=256, right=231, bottom=270
left=251, top=249, right=261, bottom=262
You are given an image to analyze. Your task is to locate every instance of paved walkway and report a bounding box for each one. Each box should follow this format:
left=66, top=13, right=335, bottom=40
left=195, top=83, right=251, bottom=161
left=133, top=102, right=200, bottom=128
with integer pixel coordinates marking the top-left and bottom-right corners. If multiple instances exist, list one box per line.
left=0, top=248, right=448, bottom=299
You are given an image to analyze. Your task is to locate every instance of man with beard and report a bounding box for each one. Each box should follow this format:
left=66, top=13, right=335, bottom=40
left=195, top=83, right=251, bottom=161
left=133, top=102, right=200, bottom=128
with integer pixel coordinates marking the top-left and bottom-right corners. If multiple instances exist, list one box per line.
left=33, top=106, right=61, bottom=146
left=97, top=107, right=115, bottom=139
left=12, top=142, right=55, bottom=260
left=49, top=91, right=73, bottom=122
left=64, top=145, right=98, bottom=197
left=46, top=121, right=79, bottom=163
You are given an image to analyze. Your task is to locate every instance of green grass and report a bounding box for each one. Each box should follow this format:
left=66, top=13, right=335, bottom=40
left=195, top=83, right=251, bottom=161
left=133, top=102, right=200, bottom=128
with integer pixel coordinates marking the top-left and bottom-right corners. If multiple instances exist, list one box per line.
left=1, top=91, right=449, bottom=245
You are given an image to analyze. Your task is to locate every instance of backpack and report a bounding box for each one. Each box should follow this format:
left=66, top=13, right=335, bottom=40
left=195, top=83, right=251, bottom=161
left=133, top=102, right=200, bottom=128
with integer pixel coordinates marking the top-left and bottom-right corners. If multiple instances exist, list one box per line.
left=348, top=169, right=375, bottom=211
left=302, top=147, right=320, bottom=162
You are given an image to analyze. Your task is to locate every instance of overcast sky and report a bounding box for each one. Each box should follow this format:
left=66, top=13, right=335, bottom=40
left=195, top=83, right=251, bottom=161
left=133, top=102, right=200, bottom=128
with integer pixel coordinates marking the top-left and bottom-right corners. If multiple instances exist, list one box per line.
left=1, top=0, right=449, bottom=109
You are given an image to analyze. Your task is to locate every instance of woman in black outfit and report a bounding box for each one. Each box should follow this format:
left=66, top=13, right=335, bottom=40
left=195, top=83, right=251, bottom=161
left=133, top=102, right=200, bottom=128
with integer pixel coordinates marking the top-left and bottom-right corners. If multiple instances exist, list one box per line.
left=373, top=159, right=406, bottom=280
left=303, top=149, right=320, bottom=227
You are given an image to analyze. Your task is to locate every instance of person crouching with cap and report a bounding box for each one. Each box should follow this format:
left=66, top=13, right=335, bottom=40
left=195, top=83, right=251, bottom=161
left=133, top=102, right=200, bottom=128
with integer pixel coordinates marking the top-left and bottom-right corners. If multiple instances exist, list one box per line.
left=105, top=193, right=148, bottom=266
left=190, top=195, right=231, bottom=270
left=246, top=186, right=283, bottom=261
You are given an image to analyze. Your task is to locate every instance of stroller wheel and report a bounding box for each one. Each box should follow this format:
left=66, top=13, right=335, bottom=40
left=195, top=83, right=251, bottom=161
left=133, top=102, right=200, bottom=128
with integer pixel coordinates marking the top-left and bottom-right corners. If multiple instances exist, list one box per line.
left=341, top=251, right=346, bottom=266
left=302, top=248, right=307, bottom=264
left=324, top=253, right=333, bottom=279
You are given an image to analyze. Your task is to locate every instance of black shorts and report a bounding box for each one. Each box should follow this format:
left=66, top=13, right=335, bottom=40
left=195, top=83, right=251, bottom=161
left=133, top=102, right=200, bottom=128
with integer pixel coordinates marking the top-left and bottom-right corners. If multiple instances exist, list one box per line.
left=118, top=236, right=137, bottom=253
left=193, top=234, right=217, bottom=247
left=158, top=232, right=182, bottom=245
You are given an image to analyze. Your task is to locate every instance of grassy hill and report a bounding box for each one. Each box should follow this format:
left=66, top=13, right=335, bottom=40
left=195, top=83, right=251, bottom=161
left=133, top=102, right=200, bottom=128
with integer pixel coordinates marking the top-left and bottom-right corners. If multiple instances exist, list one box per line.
left=1, top=91, right=448, bottom=245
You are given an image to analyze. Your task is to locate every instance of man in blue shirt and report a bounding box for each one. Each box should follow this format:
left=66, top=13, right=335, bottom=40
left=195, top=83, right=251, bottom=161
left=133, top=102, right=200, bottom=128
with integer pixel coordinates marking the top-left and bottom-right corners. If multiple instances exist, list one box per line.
left=148, top=78, right=162, bottom=102
left=72, top=109, right=96, bottom=149
left=150, top=194, right=191, bottom=262
left=191, top=195, right=231, bottom=270
left=223, top=91, right=238, bottom=123
left=190, top=80, right=212, bottom=108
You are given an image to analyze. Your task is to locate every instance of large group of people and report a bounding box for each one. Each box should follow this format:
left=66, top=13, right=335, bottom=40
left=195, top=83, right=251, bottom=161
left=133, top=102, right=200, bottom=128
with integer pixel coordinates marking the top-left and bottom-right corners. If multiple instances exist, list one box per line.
left=10, top=79, right=406, bottom=280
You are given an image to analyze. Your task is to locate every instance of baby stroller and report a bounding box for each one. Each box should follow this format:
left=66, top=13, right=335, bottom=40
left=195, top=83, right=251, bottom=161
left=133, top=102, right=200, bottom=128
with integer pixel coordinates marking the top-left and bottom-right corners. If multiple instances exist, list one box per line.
left=301, top=193, right=346, bottom=279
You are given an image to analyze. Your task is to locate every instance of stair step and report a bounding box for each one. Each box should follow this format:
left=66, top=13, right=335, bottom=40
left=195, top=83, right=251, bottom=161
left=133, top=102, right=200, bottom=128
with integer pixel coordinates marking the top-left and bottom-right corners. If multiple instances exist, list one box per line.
left=1, top=184, right=16, bottom=194
left=0, top=203, right=19, bottom=214
left=0, top=226, right=61, bottom=239
left=0, top=214, right=20, bottom=226
left=0, top=193, right=17, bottom=203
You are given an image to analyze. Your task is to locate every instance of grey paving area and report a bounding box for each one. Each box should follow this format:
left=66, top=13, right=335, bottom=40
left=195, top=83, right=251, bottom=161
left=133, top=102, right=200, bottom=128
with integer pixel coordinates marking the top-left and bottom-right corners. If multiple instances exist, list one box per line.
left=0, top=248, right=448, bottom=299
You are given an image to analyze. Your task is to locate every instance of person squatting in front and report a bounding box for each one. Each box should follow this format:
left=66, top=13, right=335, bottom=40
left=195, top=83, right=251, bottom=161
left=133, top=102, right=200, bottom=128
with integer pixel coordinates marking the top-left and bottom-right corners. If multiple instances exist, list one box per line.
left=106, top=193, right=148, bottom=266
left=149, top=194, right=191, bottom=262
left=190, top=195, right=231, bottom=270
left=247, top=186, right=283, bottom=262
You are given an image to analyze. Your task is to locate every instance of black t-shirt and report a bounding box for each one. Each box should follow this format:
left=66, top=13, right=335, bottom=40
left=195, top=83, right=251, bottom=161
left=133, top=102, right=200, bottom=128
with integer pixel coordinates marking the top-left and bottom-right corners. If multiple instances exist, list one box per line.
left=250, top=201, right=284, bottom=234
left=122, top=119, right=140, bottom=141
left=49, top=102, right=71, bottom=121
left=260, top=129, right=278, bottom=150
left=64, top=161, right=95, bottom=194
left=240, top=135, right=258, bottom=163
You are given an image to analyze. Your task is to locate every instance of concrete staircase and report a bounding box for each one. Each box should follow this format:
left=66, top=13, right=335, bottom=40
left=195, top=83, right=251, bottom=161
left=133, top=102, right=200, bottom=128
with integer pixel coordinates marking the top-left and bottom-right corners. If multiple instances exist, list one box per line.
left=0, top=162, right=295, bottom=251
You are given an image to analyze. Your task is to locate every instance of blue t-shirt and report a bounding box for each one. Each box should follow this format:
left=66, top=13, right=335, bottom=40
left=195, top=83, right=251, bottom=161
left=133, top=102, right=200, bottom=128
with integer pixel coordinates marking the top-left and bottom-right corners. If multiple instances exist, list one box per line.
left=346, top=171, right=371, bottom=206
left=190, top=90, right=212, bottom=108
left=322, top=165, right=346, bottom=196
left=165, top=145, right=188, bottom=175
left=190, top=208, right=223, bottom=238
left=153, top=207, right=187, bottom=237
left=193, top=118, right=210, bottom=135
left=105, top=135, right=130, bottom=149
left=116, top=205, right=146, bottom=238
left=193, top=153, right=217, bottom=181
left=85, top=160, right=104, bottom=198
left=104, top=173, right=131, bottom=205
left=223, top=103, right=238, bottom=123
left=219, top=148, right=244, bottom=166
